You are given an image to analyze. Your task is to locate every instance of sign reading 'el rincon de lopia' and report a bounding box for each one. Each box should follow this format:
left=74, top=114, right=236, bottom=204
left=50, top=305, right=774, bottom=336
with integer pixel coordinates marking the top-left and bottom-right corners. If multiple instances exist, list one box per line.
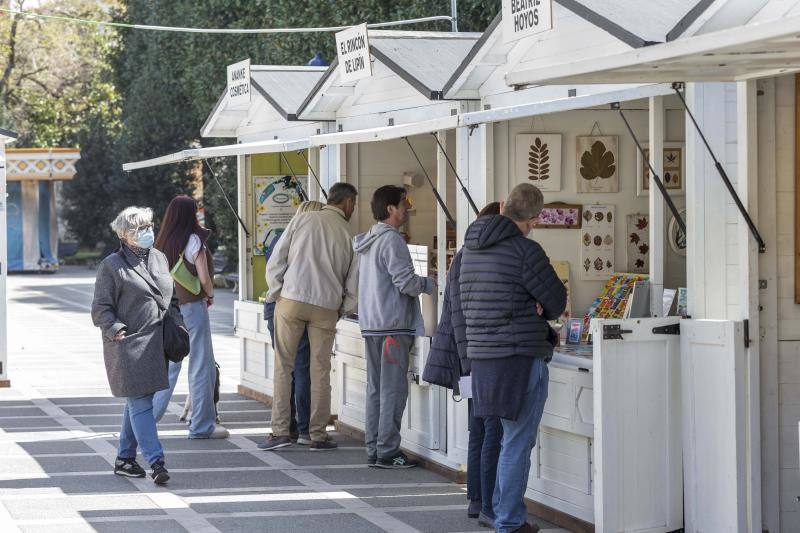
left=502, top=0, right=553, bottom=43
left=227, top=59, right=251, bottom=107
left=335, top=23, right=372, bottom=83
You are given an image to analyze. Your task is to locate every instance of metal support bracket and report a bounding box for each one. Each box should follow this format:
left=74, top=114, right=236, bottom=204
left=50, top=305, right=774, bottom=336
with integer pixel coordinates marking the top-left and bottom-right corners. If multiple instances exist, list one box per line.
left=672, top=83, right=766, bottom=253
left=653, top=324, right=681, bottom=335
left=603, top=324, right=632, bottom=340
left=404, top=137, right=457, bottom=227
left=295, top=150, right=328, bottom=201
left=430, top=132, right=479, bottom=215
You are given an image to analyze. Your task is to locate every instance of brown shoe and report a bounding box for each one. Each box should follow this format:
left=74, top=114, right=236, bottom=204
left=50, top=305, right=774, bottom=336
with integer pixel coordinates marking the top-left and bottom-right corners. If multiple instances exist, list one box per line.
left=309, top=437, right=338, bottom=451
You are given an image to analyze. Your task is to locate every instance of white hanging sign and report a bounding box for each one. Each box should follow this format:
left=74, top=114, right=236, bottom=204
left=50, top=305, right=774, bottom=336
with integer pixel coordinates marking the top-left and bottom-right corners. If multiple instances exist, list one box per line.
left=335, top=23, right=372, bottom=83
left=227, top=59, right=251, bottom=108
left=502, top=0, right=553, bottom=43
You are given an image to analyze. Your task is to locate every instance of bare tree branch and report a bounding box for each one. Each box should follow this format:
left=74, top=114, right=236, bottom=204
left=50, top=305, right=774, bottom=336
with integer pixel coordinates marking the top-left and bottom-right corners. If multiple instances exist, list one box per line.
left=0, top=12, right=22, bottom=106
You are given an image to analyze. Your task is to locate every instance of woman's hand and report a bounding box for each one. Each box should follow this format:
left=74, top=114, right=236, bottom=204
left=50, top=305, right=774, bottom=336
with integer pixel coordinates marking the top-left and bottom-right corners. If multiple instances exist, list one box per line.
left=206, top=295, right=214, bottom=308
left=536, top=303, right=544, bottom=316
left=114, top=330, right=126, bottom=341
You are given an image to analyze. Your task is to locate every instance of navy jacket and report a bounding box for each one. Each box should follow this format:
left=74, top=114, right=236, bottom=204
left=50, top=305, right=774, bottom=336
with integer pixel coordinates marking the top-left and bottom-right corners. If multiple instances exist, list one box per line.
left=422, top=251, right=467, bottom=391
left=460, top=215, right=566, bottom=361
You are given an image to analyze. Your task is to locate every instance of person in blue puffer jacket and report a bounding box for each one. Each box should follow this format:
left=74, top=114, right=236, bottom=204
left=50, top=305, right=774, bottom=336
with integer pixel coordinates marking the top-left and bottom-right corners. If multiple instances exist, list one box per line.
left=460, top=183, right=566, bottom=533
left=423, top=202, right=503, bottom=528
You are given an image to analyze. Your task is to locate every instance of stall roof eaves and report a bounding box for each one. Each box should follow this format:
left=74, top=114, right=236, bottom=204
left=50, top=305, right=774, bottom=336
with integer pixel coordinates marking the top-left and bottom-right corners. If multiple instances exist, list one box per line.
left=442, top=12, right=502, bottom=96
left=0, top=127, right=18, bottom=139
left=666, top=0, right=717, bottom=40
left=200, top=90, right=227, bottom=137
left=370, top=47, right=438, bottom=99
left=556, top=0, right=650, bottom=47
left=251, top=79, right=291, bottom=120
left=296, top=58, right=339, bottom=118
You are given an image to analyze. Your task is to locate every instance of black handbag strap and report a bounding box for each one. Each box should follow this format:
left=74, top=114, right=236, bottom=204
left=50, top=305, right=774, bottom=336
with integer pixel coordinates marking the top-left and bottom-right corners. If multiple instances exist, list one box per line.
left=117, top=248, right=168, bottom=314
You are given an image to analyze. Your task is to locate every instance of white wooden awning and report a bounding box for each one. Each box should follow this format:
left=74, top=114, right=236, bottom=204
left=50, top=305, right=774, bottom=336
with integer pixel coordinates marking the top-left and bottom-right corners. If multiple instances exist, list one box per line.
left=122, top=138, right=310, bottom=171
left=506, top=15, right=800, bottom=86
left=309, top=115, right=458, bottom=146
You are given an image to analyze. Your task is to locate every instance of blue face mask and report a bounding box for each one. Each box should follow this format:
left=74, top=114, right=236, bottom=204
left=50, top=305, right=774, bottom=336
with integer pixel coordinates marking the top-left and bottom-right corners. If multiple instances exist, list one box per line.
left=135, top=228, right=155, bottom=249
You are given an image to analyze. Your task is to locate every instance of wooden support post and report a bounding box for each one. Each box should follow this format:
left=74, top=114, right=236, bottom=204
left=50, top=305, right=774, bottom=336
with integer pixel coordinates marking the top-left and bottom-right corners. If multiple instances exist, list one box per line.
left=649, top=96, right=665, bottom=317
left=436, top=130, right=447, bottom=318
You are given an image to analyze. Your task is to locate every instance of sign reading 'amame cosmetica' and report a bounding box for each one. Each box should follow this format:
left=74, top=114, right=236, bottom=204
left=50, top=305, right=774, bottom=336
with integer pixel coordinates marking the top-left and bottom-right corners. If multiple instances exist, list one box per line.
left=335, top=23, right=372, bottom=83
left=502, top=0, right=553, bottom=43
left=227, top=59, right=251, bottom=108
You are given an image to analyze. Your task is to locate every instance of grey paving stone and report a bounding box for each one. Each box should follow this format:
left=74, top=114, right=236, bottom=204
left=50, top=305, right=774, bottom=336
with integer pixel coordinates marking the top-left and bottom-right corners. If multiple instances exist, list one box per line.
left=106, top=438, right=241, bottom=452
left=61, top=405, right=132, bottom=416
left=50, top=397, right=125, bottom=405
left=348, top=485, right=467, bottom=508
left=84, top=519, right=187, bottom=533
left=189, top=496, right=342, bottom=514
left=17, top=440, right=96, bottom=455
left=33, top=455, right=111, bottom=473
left=310, top=465, right=450, bottom=486
left=217, top=401, right=271, bottom=412
left=152, top=469, right=302, bottom=490
left=161, top=451, right=267, bottom=470
left=4, top=494, right=166, bottom=520
left=0, top=400, right=35, bottom=407
left=388, top=509, right=559, bottom=532
left=274, top=449, right=369, bottom=466
left=0, top=406, right=48, bottom=417
left=0, top=417, right=63, bottom=429
left=207, top=513, right=383, bottom=533
left=216, top=411, right=270, bottom=423
left=0, top=473, right=135, bottom=495
left=73, top=414, right=182, bottom=426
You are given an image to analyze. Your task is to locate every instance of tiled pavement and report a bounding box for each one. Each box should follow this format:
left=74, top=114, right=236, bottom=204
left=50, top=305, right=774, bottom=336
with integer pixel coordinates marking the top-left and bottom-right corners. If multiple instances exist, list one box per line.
left=0, top=267, right=569, bottom=533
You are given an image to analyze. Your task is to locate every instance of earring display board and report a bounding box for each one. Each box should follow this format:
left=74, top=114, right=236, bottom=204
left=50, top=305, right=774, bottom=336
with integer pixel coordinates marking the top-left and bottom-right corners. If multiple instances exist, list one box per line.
left=637, top=142, right=685, bottom=197
left=626, top=213, right=650, bottom=273
left=577, top=135, right=619, bottom=193
left=580, top=204, right=615, bottom=280
left=516, top=133, right=562, bottom=191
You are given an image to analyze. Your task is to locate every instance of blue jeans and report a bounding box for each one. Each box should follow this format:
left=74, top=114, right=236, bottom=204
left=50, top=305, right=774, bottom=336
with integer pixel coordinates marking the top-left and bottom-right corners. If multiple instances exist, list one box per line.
left=467, top=398, right=503, bottom=520
left=266, top=315, right=311, bottom=435
left=118, top=393, right=164, bottom=465
left=153, top=300, right=217, bottom=438
left=493, top=358, right=549, bottom=533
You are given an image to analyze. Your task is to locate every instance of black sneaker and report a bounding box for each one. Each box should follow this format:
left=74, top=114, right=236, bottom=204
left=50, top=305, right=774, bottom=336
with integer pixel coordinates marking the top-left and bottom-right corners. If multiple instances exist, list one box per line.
left=258, top=435, right=292, bottom=451
left=309, top=437, right=338, bottom=451
left=150, top=461, right=169, bottom=485
left=374, top=452, right=418, bottom=469
left=367, top=455, right=377, bottom=466
left=113, top=457, right=145, bottom=478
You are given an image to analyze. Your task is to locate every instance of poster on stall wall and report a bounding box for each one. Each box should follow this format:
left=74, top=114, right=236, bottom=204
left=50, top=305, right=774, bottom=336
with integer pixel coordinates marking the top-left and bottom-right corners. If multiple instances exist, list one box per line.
left=253, top=175, right=308, bottom=256
left=626, top=213, right=649, bottom=274
left=502, top=0, right=553, bottom=43
left=336, top=23, right=372, bottom=83
left=580, top=205, right=615, bottom=280
left=551, top=261, right=572, bottom=322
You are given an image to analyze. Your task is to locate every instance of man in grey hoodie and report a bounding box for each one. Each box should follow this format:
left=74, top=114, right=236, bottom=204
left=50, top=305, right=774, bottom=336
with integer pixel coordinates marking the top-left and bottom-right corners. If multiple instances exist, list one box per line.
left=353, top=185, right=436, bottom=469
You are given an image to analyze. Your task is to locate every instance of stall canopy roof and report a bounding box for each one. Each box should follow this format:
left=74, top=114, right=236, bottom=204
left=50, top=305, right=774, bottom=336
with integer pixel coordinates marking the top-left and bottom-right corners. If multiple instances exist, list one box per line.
left=0, top=127, right=18, bottom=140
left=122, top=138, right=309, bottom=172
left=506, top=14, right=800, bottom=86
left=201, top=66, right=327, bottom=138
left=297, top=31, right=481, bottom=120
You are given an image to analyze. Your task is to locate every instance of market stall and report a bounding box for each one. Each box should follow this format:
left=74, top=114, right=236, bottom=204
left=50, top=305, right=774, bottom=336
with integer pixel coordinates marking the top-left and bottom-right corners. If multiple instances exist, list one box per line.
left=4, top=148, right=79, bottom=272
left=0, top=128, right=18, bottom=387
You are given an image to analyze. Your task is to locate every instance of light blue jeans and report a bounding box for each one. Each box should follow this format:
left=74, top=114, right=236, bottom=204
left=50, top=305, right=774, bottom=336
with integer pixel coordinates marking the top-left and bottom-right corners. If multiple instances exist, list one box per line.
left=118, top=393, right=164, bottom=465
left=492, top=358, right=549, bottom=533
left=153, top=300, right=217, bottom=438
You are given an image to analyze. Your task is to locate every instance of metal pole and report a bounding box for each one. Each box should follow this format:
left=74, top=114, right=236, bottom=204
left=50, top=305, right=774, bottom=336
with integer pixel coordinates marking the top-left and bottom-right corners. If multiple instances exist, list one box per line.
left=279, top=152, right=309, bottom=202
left=617, top=108, right=686, bottom=234
left=450, top=0, right=458, bottom=32
left=296, top=149, right=328, bottom=201
left=430, top=132, right=479, bottom=215
left=672, top=84, right=765, bottom=253
left=404, top=137, right=457, bottom=227
left=203, top=159, right=250, bottom=237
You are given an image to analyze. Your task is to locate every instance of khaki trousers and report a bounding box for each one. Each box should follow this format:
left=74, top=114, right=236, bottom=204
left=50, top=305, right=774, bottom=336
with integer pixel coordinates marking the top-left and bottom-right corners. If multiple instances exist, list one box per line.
left=272, top=298, right=338, bottom=442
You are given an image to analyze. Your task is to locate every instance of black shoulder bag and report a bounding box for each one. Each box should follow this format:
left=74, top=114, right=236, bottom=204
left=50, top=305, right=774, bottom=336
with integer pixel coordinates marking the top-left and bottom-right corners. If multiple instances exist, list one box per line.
left=118, top=249, right=190, bottom=364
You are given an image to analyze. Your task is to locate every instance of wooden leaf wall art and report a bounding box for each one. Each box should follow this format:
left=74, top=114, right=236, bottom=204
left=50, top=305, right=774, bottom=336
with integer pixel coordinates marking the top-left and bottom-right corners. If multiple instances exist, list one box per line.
left=626, top=213, right=650, bottom=274
left=516, top=134, right=562, bottom=192
left=576, top=135, right=619, bottom=193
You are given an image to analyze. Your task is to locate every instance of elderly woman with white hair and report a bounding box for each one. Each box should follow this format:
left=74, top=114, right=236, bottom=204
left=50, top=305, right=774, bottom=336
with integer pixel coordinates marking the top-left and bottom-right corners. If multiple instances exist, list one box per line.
left=91, top=206, right=186, bottom=485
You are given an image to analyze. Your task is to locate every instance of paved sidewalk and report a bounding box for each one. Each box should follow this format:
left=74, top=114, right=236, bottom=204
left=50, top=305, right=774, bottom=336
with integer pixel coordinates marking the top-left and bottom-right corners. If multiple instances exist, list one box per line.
left=0, top=266, right=568, bottom=533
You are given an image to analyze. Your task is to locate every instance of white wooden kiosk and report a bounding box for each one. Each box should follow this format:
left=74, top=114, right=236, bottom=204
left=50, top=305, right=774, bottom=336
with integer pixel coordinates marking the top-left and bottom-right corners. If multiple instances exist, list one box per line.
left=297, top=29, right=482, bottom=471
left=0, top=128, right=17, bottom=388
left=476, top=2, right=800, bottom=532
left=123, top=64, right=339, bottom=403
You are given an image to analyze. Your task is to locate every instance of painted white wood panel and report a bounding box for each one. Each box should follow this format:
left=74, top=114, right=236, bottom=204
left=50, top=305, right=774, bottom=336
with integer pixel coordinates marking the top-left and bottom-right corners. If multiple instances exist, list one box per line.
left=592, top=317, right=683, bottom=533
left=681, top=319, right=748, bottom=532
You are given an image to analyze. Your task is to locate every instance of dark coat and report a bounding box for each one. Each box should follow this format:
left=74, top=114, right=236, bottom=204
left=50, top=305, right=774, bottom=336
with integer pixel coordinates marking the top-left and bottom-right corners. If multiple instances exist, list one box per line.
left=460, top=215, right=567, bottom=361
left=423, top=250, right=468, bottom=391
left=91, top=245, right=184, bottom=398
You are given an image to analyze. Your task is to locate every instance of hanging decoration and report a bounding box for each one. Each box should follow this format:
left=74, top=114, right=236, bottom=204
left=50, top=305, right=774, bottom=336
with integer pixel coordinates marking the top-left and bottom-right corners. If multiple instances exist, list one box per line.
left=577, top=135, right=619, bottom=193
left=626, top=213, right=650, bottom=273
left=515, top=133, right=562, bottom=191
left=637, top=142, right=685, bottom=196
left=580, top=204, right=615, bottom=280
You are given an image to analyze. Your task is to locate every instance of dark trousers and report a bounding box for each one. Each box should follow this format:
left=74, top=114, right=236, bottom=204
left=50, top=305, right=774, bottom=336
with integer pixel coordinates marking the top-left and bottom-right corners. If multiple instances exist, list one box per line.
left=266, top=315, right=311, bottom=435
left=467, top=398, right=503, bottom=520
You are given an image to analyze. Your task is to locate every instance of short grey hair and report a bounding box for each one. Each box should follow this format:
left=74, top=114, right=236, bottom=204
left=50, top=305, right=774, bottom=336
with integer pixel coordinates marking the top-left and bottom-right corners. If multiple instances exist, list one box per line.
left=110, top=206, right=153, bottom=239
left=327, top=182, right=358, bottom=205
left=503, top=184, right=544, bottom=222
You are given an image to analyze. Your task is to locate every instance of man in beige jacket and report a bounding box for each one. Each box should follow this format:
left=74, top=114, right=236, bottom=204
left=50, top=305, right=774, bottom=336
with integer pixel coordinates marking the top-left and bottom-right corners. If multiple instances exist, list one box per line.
left=261, top=183, right=359, bottom=451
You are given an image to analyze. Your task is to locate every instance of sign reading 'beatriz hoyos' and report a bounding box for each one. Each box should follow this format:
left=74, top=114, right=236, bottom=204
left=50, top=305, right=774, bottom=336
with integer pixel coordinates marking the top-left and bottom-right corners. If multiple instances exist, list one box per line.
left=336, top=23, right=372, bottom=83
left=502, top=0, right=553, bottom=43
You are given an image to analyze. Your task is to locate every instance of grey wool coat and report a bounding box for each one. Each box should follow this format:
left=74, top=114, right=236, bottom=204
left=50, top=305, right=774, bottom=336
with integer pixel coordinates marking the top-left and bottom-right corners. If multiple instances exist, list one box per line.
left=91, top=245, right=185, bottom=398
